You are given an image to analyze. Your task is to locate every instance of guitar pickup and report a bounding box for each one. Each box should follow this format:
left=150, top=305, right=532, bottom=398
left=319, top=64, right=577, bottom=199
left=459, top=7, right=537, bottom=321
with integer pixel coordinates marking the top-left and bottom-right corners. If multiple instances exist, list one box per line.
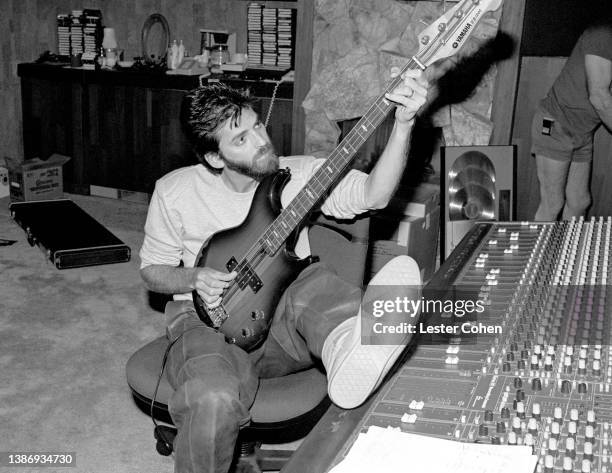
left=227, top=257, right=263, bottom=293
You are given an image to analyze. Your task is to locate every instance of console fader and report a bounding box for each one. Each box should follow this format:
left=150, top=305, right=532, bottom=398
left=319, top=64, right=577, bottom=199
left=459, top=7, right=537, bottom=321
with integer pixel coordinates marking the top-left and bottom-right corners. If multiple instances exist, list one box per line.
left=339, top=218, right=612, bottom=473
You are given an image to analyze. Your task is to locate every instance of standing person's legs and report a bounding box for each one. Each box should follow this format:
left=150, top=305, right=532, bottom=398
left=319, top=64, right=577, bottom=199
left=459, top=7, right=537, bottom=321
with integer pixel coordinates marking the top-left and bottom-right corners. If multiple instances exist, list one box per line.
left=531, top=106, right=574, bottom=221
left=562, top=139, right=593, bottom=219
left=534, top=154, right=570, bottom=221
left=562, top=160, right=592, bottom=218
left=164, top=301, right=259, bottom=473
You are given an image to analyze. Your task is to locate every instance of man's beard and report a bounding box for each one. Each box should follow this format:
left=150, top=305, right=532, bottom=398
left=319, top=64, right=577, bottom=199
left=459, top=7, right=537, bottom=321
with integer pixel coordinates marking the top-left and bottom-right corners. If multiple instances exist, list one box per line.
left=221, top=144, right=279, bottom=179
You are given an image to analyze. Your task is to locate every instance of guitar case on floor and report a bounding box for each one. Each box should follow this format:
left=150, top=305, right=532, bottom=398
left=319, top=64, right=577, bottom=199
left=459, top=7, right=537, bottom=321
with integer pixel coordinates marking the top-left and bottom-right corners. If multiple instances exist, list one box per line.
left=9, top=199, right=131, bottom=269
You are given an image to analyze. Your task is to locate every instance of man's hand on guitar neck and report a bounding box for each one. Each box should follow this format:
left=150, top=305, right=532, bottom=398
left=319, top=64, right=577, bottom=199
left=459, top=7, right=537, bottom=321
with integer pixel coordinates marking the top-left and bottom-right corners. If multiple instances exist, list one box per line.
left=385, top=68, right=428, bottom=127
left=193, top=267, right=237, bottom=308
left=363, top=68, right=430, bottom=210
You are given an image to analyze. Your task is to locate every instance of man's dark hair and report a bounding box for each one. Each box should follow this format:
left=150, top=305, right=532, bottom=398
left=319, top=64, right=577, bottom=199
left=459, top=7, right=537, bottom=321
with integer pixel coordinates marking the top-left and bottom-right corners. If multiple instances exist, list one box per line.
left=181, top=83, right=257, bottom=173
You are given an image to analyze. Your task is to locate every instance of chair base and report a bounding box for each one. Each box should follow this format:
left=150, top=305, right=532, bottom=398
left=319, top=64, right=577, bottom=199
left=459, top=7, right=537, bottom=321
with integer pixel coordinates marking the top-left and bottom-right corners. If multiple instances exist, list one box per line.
left=150, top=423, right=298, bottom=472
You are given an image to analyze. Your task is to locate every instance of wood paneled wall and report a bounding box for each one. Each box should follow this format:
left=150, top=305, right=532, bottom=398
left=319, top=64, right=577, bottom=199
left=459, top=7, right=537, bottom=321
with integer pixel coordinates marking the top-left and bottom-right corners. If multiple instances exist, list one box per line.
left=1, top=0, right=249, bottom=163
left=512, top=56, right=612, bottom=220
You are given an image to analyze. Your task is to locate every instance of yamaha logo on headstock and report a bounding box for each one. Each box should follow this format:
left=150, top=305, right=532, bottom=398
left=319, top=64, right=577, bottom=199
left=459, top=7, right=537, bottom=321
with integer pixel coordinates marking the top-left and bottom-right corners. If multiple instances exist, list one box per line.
left=452, top=8, right=483, bottom=49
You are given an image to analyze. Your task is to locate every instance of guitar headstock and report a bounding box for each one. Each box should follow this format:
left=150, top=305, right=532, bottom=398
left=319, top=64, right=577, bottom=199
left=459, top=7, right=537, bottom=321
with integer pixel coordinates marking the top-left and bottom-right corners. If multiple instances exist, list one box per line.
left=416, top=0, right=504, bottom=69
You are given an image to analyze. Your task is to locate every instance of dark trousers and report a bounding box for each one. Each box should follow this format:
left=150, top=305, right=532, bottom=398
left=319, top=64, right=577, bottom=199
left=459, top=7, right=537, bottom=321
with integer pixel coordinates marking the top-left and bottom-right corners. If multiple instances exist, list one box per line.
left=164, top=263, right=361, bottom=473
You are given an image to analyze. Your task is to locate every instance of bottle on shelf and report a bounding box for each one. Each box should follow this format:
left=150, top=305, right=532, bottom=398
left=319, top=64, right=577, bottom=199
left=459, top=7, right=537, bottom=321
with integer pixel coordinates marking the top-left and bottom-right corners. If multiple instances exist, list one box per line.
left=168, top=40, right=179, bottom=69
left=177, top=40, right=185, bottom=66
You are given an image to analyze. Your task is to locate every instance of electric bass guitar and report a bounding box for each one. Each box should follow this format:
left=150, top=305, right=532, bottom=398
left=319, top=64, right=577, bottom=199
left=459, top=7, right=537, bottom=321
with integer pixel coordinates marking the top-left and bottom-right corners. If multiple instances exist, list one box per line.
left=193, top=0, right=504, bottom=351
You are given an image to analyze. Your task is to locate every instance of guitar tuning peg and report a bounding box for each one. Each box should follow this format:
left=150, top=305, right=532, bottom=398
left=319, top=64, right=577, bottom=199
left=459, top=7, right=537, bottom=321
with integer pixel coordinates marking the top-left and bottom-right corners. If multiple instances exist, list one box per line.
left=438, top=22, right=447, bottom=32
left=421, top=35, right=431, bottom=45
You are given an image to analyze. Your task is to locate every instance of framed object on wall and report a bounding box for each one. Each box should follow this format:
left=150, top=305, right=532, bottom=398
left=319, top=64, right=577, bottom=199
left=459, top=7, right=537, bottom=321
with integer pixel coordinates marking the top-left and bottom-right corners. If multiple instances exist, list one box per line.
left=440, top=145, right=517, bottom=260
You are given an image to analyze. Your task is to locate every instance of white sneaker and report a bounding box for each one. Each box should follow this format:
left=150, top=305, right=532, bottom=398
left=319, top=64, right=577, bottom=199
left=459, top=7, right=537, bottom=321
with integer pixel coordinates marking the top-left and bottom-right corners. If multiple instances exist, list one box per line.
left=322, top=256, right=421, bottom=409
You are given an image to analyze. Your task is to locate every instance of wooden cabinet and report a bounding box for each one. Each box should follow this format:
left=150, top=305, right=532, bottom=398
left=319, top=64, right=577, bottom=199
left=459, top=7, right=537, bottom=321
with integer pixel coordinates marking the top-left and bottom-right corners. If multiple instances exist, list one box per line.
left=18, top=63, right=294, bottom=195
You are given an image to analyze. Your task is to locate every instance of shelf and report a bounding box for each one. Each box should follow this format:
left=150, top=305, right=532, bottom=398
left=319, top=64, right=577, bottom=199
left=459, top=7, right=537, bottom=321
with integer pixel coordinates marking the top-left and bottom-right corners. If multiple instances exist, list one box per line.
left=17, top=63, right=293, bottom=98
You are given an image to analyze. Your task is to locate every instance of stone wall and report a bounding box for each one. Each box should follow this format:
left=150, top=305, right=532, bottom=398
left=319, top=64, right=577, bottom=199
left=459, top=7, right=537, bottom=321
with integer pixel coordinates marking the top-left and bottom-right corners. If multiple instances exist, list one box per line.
left=303, top=0, right=502, bottom=158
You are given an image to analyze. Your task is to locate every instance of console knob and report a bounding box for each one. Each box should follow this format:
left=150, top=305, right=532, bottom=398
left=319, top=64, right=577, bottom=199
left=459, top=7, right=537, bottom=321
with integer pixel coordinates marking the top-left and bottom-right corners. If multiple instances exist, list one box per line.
left=583, top=441, right=593, bottom=461
left=544, top=355, right=554, bottom=371
left=570, top=408, right=579, bottom=422
left=585, top=425, right=595, bottom=441
left=587, top=409, right=596, bottom=426
left=561, top=380, right=572, bottom=393
left=544, top=454, right=554, bottom=472
left=581, top=459, right=591, bottom=472
left=512, top=416, right=522, bottom=434
left=565, top=437, right=576, bottom=459
left=527, top=417, right=538, bottom=434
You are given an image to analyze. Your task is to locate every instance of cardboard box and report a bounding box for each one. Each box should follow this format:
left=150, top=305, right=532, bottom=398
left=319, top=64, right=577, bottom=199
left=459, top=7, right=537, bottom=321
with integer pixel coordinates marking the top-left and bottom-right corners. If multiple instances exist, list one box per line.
left=5, top=154, right=71, bottom=202
left=0, top=166, right=8, bottom=198
left=369, top=207, right=440, bottom=283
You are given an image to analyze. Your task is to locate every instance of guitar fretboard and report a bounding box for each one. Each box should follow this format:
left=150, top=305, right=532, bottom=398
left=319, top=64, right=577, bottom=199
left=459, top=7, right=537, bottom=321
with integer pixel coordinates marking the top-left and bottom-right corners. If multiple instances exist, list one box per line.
left=260, top=58, right=421, bottom=255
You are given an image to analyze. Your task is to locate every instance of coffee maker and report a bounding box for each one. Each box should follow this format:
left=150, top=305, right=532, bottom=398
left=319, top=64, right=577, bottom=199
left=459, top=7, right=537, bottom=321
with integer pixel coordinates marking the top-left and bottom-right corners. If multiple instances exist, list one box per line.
left=199, top=29, right=236, bottom=67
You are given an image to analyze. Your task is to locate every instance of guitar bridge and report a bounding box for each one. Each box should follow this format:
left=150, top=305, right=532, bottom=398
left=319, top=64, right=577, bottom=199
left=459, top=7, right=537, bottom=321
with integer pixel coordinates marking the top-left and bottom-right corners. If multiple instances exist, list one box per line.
left=207, top=304, right=229, bottom=328
left=227, top=257, right=263, bottom=293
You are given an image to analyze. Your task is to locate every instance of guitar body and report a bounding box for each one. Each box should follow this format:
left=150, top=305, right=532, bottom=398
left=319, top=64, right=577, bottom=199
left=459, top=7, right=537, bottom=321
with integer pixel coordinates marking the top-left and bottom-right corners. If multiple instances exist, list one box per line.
left=193, top=169, right=314, bottom=351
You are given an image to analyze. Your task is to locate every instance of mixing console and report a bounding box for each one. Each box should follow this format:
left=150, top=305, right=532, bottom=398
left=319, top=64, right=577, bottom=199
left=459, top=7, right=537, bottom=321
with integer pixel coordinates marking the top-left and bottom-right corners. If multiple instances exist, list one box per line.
left=337, top=219, right=612, bottom=473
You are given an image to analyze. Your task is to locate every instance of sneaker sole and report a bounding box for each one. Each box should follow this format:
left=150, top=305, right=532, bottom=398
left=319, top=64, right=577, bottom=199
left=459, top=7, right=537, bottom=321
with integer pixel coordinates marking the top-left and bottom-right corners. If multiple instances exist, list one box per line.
left=328, top=256, right=421, bottom=409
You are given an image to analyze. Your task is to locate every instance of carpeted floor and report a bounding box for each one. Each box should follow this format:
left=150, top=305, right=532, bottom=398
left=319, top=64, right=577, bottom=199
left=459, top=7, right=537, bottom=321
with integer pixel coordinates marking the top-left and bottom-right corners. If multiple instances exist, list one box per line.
left=0, top=193, right=174, bottom=473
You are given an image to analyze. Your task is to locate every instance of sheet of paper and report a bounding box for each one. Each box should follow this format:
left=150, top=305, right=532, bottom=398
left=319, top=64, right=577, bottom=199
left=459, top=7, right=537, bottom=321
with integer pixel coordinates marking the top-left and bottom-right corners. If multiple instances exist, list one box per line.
left=329, top=426, right=538, bottom=473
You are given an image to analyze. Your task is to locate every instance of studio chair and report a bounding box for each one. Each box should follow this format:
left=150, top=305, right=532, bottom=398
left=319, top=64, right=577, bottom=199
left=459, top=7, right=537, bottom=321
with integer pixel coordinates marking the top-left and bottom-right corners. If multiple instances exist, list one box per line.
left=126, top=214, right=370, bottom=471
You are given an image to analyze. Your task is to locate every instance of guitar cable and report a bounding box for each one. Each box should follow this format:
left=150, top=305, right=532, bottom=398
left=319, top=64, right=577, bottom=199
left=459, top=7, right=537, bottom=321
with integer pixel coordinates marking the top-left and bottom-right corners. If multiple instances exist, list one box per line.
left=264, top=72, right=292, bottom=128
left=149, top=326, right=200, bottom=455
left=150, top=335, right=178, bottom=455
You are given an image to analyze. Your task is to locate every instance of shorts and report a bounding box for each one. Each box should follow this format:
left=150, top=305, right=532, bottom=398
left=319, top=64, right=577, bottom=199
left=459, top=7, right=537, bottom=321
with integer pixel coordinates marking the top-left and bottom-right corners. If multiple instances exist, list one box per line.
left=530, top=105, right=593, bottom=163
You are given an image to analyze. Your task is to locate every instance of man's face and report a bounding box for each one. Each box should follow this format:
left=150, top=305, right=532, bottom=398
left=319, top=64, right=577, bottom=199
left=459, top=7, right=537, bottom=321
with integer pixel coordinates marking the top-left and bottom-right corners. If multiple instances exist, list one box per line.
left=215, top=107, right=279, bottom=179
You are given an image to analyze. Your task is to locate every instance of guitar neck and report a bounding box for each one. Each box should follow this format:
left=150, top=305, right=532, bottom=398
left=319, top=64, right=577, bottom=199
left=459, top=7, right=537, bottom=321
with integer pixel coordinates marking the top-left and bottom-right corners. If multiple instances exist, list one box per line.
left=260, top=58, right=423, bottom=255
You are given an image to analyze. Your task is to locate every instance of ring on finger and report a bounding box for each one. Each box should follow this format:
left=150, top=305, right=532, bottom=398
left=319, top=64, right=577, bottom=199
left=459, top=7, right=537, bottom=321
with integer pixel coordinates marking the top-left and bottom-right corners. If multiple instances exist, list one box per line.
left=407, top=87, right=414, bottom=98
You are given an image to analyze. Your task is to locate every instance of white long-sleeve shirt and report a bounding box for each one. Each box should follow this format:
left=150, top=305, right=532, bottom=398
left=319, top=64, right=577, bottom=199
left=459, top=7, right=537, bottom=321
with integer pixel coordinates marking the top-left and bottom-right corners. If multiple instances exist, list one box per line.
left=139, top=155, right=370, bottom=300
